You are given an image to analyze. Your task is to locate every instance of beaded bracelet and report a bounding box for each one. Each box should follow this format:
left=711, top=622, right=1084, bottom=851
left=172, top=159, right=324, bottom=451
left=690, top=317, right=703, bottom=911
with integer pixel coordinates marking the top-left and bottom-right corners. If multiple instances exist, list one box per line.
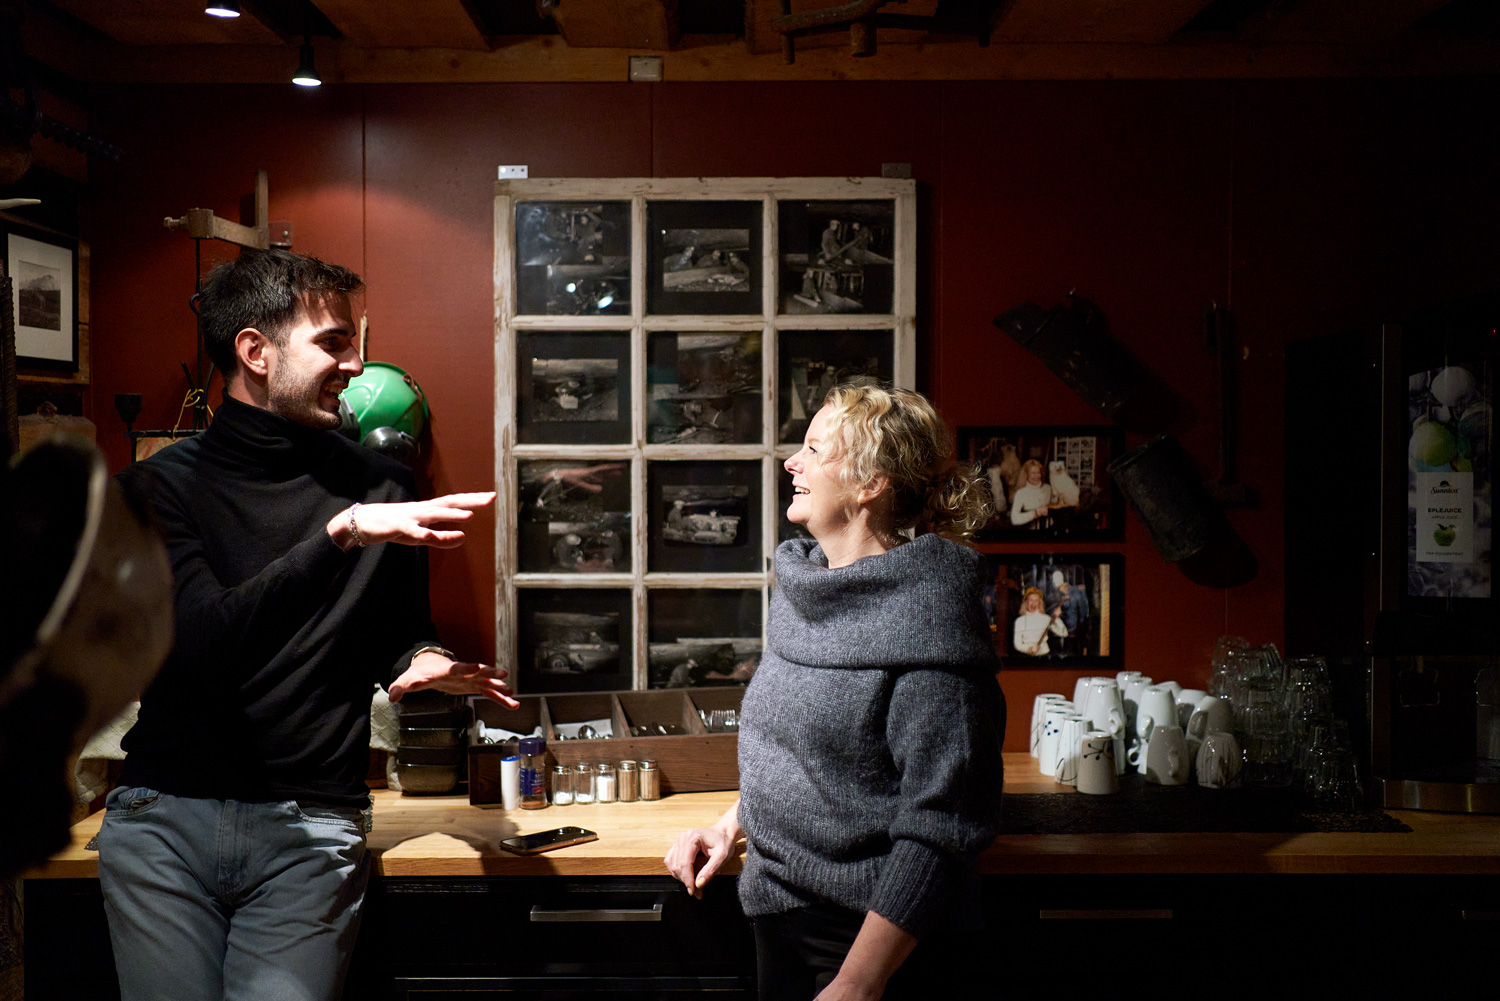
left=349, top=502, right=365, bottom=548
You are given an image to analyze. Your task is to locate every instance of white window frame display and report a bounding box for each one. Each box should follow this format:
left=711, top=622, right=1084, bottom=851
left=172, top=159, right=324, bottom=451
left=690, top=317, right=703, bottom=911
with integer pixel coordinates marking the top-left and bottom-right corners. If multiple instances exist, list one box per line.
left=495, top=176, right=917, bottom=692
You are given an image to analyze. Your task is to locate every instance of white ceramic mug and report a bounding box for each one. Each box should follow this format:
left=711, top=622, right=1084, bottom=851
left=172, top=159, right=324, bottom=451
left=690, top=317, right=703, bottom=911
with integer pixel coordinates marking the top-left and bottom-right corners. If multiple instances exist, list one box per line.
left=1039, top=704, right=1075, bottom=778
left=1030, top=693, right=1069, bottom=759
left=1187, top=695, right=1233, bottom=742
left=1196, top=729, right=1243, bottom=789
left=1134, top=686, right=1177, bottom=775
left=1085, top=680, right=1127, bottom=775
left=1076, top=730, right=1119, bottom=795
left=1176, top=689, right=1209, bottom=729
left=1145, top=724, right=1189, bottom=785
left=1054, top=714, right=1091, bottom=786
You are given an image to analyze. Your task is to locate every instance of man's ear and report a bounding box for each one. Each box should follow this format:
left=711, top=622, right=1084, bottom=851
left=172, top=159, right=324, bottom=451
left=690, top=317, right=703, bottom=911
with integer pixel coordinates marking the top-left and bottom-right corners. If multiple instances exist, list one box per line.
left=234, top=328, right=272, bottom=379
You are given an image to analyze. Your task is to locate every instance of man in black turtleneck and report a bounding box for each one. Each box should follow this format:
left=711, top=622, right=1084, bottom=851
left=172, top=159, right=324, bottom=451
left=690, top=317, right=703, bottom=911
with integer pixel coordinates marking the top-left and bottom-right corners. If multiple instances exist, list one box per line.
left=98, top=250, right=515, bottom=1001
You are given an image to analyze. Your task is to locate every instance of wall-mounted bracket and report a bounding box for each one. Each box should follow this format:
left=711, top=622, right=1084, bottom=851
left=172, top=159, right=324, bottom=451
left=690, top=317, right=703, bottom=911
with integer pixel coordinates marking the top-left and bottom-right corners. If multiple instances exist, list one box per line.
left=162, top=169, right=269, bottom=250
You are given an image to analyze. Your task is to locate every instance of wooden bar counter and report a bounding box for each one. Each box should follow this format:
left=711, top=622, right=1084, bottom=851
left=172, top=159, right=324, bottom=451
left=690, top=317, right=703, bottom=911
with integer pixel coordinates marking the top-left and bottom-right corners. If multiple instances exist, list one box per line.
left=27, top=754, right=1500, bottom=881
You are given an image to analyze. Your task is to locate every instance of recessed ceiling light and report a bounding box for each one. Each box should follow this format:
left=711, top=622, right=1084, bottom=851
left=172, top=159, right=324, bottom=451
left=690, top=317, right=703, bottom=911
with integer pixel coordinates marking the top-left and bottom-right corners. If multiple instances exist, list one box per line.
left=205, top=2, right=241, bottom=18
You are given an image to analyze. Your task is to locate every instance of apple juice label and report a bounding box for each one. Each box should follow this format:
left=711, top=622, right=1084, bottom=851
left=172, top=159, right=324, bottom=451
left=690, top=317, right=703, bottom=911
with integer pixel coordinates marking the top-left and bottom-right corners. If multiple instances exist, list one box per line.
left=1416, top=471, right=1473, bottom=564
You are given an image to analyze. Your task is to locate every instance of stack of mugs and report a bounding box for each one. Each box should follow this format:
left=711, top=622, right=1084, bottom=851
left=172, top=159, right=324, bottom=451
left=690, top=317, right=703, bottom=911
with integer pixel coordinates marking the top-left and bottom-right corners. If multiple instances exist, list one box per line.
left=1029, top=672, right=1239, bottom=793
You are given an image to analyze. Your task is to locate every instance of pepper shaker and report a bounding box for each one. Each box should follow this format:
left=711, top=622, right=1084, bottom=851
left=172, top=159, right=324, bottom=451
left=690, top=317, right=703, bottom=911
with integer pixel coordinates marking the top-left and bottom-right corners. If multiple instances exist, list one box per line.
left=617, top=760, right=639, bottom=802
left=639, top=759, right=660, bottom=801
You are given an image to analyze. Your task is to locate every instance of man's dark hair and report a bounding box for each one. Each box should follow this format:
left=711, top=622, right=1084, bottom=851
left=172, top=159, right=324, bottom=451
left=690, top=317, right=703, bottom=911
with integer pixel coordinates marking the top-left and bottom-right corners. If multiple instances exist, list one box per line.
left=198, top=249, right=364, bottom=376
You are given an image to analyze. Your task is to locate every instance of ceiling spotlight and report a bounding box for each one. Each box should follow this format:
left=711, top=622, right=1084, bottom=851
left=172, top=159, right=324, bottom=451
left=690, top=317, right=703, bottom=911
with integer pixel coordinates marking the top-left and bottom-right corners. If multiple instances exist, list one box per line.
left=292, top=40, right=321, bottom=87
left=204, top=2, right=241, bottom=17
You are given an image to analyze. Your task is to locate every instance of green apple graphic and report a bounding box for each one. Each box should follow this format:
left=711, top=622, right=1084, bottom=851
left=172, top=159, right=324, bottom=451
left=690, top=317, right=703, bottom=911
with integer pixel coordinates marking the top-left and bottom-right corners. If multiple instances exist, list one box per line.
left=1411, top=420, right=1459, bottom=466
left=1434, top=524, right=1457, bottom=547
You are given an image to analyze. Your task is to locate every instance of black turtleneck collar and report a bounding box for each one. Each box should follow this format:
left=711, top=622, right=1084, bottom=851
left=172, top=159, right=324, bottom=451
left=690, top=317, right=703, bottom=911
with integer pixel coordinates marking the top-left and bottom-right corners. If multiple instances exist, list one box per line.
left=203, top=397, right=340, bottom=471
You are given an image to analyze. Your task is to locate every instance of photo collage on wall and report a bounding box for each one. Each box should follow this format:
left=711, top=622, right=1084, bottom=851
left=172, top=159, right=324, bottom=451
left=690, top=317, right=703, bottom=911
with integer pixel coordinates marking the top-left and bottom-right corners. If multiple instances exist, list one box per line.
left=956, top=426, right=1124, bottom=542
left=504, top=183, right=910, bottom=693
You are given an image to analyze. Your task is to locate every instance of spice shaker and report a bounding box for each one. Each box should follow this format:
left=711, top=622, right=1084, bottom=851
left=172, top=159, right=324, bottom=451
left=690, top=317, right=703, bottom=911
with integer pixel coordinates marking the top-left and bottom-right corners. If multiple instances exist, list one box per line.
left=500, top=755, right=521, bottom=810
left=594, top=762, right=618, bottom=803
left=573, top=762, right=596, bottom=804
left=551, top=763, right=574, bottom=805
left=617, top=760, right=639, bottom=802
left=639, top=759, right=660, bottom=801
left=519, top=737, right=548, bottom=810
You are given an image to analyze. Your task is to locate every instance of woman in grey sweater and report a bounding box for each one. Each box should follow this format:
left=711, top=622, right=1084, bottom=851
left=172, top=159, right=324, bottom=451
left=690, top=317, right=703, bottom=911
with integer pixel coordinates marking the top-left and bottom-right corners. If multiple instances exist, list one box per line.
left=666, top=384, right=1005, bottom=1001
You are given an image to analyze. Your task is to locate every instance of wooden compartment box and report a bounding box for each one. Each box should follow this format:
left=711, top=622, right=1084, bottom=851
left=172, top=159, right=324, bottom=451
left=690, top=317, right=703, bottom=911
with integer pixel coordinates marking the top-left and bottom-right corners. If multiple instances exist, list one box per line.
left=467, top=688, right=745, bottom=805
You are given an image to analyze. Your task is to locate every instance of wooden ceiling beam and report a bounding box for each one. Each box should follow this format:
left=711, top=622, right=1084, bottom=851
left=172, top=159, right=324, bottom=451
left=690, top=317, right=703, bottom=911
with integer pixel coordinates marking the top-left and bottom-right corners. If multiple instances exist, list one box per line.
left=315, top=0, right=490, bottom=51
left=28, top=33, right=1500, bottom=84
left=47, top=0, right=284, bottom=46
left=1235, top=0, right=1453, bottom=44
left=992, top=0, right=1216, bottom=44
left=545, top=0, right=680, bottom=51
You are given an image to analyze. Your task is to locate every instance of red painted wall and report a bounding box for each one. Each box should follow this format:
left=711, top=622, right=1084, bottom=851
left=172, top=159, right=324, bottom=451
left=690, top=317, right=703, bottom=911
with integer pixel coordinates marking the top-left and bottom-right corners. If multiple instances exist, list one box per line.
left=81, top=79, right=1500, bottom=750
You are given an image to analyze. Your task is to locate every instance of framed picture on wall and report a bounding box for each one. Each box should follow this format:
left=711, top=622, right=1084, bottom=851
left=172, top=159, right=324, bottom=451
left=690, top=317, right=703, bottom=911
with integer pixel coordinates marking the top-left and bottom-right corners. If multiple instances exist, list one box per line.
left=4, top=224, right=78, bottom=371
left=646, top=330, right=763, bottom=444
left=514, top=201, right=631, bottom=316
left=647, top=460, right=763, bottom=573
left=777, top=199, right=895, bottom=315
left=516, top=459, right=631, bottom=574
left=516, top=331, right=632, bottom=444
left=984, top=553, right=1122, bottom=669
left=646, top=200, right=762, bottom=315
left=957, top=425, right=1124, bottom=542
left=777, top=329, right=894, bottom=444
left=516, top=588, right=634, bottom=694
left=647, top=589, right=762, bottom=689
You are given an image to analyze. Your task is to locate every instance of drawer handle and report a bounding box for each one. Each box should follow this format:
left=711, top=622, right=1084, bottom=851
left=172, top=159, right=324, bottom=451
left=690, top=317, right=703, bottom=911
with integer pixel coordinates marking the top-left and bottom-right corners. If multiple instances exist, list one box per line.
left=529, top=903, right=664, bottom=923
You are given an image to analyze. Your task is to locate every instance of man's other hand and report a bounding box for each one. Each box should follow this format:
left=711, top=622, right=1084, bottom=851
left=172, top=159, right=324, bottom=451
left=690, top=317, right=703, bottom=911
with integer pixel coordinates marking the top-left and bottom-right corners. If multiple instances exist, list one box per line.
left=389, top=649, right=519, bottom=708
left=328, top=492, right=496, bottom=551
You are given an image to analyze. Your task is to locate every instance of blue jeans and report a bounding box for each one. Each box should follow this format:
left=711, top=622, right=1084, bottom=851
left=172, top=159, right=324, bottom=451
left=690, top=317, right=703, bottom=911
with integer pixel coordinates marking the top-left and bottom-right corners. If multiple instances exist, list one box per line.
left=97, top=787, right=370, bottom=1001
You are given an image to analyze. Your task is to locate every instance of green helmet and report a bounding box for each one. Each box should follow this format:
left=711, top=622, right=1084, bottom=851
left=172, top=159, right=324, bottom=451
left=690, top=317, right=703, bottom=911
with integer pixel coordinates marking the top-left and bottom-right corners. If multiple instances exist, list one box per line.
left=341, top=362, right=430, bottom=441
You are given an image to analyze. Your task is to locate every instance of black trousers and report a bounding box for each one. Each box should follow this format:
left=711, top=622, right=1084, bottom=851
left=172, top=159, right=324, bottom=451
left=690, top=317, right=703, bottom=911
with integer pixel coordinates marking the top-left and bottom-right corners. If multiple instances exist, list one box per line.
left=752, top=901, right=980, bottom=1000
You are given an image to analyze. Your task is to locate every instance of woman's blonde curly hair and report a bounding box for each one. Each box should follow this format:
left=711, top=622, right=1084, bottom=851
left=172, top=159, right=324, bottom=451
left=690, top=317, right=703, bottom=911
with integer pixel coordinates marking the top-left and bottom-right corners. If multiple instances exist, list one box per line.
left=819, top=383, right=991, bottom=542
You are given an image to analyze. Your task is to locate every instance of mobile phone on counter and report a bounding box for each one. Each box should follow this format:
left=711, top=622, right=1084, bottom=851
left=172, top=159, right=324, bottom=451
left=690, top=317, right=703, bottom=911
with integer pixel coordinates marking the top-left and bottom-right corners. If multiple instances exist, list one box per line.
left=498, top=826, right=599, bottom=855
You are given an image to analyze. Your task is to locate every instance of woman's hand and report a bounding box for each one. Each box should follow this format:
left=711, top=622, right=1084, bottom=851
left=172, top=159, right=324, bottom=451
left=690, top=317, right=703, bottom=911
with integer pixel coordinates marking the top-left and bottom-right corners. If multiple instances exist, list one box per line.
left=664, top=802, right=742, bottom=898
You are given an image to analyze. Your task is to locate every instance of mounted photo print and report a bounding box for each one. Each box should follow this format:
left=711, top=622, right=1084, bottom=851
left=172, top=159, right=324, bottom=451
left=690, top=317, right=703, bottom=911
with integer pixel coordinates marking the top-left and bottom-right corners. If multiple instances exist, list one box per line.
left=517, top=588, right=634, bottom=694
left=984, top=553, right=1123, bottom=669
left=778, top=200, right=895, bottom=315
left=957, top=426, right=1125, bottom=542
left=514, top=201, right=630, bottom=316
left=647, top=200, right=762, bottom=315
left=647, top=331, right=763, bottom=444
left=648, top=460, right=762, bottom=573
left=777, top=329, right=894, bottom=444
left=516, top=331, right=631, bottom=444
left=517, top=460, right=631, bottom=574
left=5, top=225, right=78, bottom=371
left=648, top=589, right=762, bottom=689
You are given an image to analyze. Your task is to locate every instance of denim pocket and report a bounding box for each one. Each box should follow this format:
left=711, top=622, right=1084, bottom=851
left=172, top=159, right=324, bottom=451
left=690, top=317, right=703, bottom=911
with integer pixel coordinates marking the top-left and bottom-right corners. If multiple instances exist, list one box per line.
left=292, top=802, right=365, bottom=834
left=104, top=785, right=162, bottom=816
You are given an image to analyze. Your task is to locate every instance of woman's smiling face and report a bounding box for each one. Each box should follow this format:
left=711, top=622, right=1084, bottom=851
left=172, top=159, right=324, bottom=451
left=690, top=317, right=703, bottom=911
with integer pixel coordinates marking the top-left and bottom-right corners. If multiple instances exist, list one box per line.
left=784, top=405, right=862, bottom=541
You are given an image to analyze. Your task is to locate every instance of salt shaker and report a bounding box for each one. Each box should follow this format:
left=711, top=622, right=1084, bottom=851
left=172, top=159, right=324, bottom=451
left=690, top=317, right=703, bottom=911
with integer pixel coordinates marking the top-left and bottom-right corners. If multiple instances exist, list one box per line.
left=519, top=737, right=548, bottom=810
left=551, top=763, right=574, bottom=805
left=617, top=760, right=639, bottom=802
left=573, top=762, right=595, bottom=804
left=639, top=759, right=660, bottom=801
left=594, top=762, right=618, bottom=803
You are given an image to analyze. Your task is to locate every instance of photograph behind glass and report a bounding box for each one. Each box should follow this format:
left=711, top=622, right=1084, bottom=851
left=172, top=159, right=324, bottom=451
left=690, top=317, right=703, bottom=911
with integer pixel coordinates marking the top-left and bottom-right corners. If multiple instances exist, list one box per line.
left=778, top=200, right=895, bottom=315
left=517, top=331, right=631, bottom=444
left=648, top=589, right=762, bottom=689
left=647, top=331, right=763, bottom=444
left=517, top=460, right=631, bottom=574
left=647, top=200, right=762, bottom=315
left=777, top=329, right=894, bottom=444
left=648, top=461, right=762, bottom=573
left=515, top=201, right=630, bottom=316
left=517, top=589, right=633, bottom=693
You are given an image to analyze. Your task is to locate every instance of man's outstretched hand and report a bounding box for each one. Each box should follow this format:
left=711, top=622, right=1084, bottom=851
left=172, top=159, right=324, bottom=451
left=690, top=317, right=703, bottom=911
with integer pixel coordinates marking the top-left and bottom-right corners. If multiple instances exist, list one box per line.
left=389, top=649, right=519, bottom=708
left=328, top=492, right=496, bottom=551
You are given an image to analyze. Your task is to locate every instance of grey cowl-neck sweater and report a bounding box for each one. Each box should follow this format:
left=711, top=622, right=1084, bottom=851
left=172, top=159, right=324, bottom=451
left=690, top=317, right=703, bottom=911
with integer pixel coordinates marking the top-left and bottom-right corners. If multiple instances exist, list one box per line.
left=737, top=534, right=1006, bottom=938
